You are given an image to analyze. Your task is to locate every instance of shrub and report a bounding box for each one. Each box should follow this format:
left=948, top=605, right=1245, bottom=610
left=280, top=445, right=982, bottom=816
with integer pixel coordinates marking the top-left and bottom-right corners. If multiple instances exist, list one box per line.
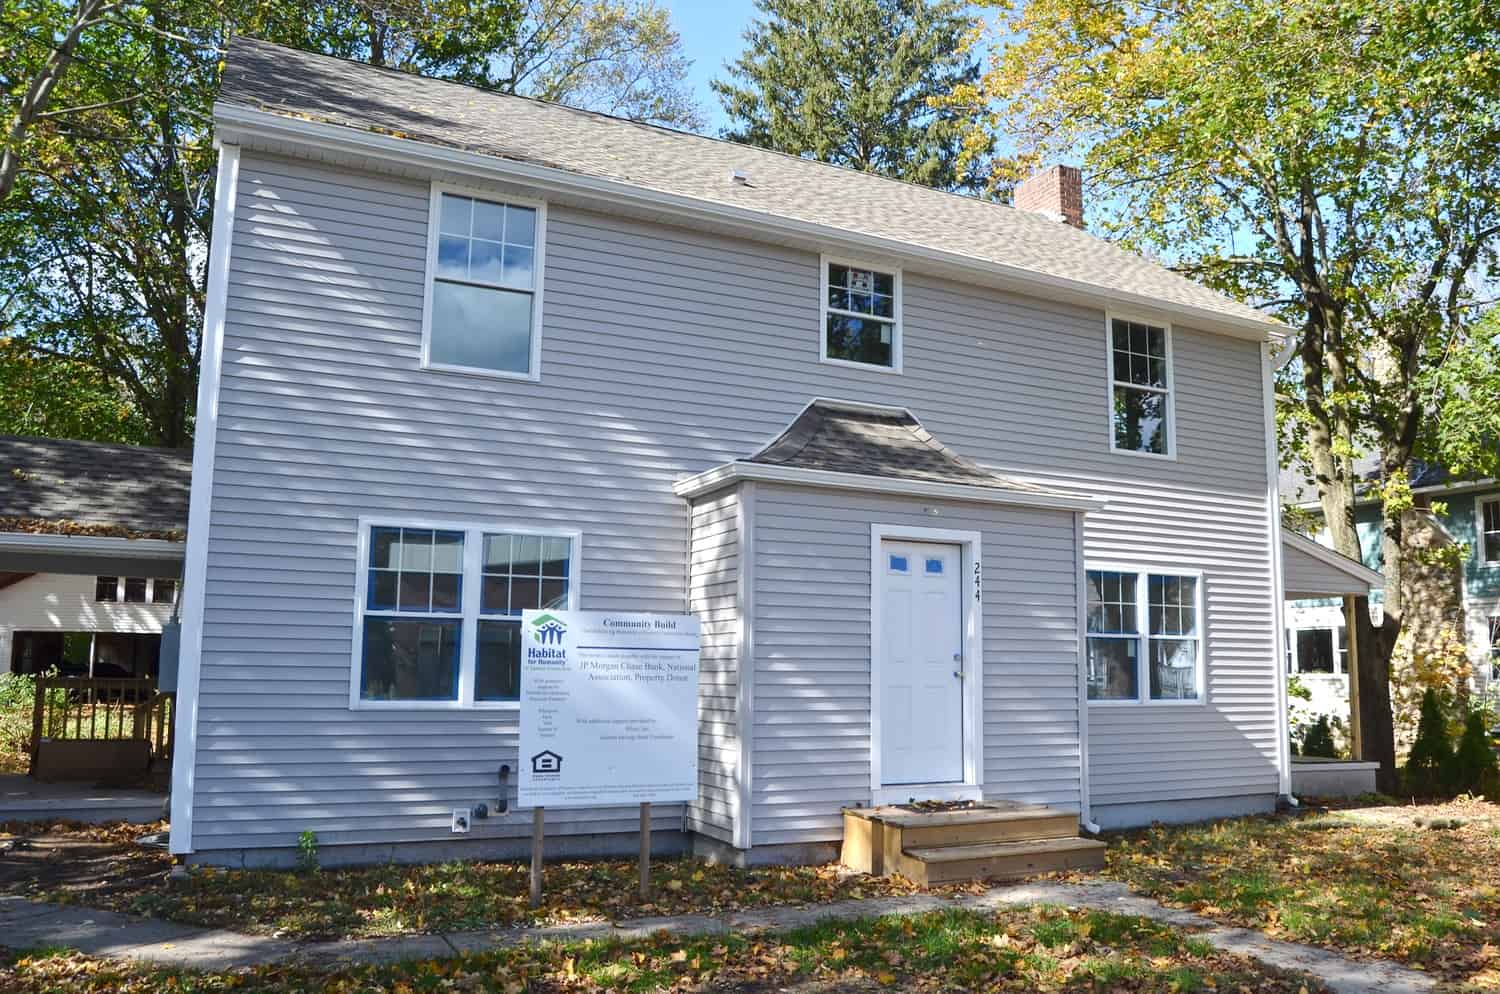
left=0, top=671, right=39, bottom=773
left=1301, top=715, right=1338, bottom=758
left=1405, top=687, right=1453, bottom=795
left=1445, top=710, right=1498, bottom=795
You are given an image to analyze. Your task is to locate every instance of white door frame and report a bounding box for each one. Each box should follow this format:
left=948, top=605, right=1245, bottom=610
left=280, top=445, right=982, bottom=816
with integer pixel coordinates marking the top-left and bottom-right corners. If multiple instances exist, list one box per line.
left=869, top=524, right=984, bottom=806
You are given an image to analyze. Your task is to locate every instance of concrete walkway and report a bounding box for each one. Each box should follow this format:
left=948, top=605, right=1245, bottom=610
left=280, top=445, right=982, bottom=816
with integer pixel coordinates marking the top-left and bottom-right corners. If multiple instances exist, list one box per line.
left=0, top=881, right=1434, bottom=994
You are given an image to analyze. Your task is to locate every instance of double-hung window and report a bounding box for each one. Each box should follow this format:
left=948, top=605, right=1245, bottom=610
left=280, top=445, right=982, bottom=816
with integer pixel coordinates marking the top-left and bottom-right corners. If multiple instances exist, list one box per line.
left=821, top=256, right=901, bottom=370
left=424, top=188, right=544, bottom=378
left=353, top=520, right=579, bottom=707
left=1108, top=316, right=1173, bottom=456
left=1086, top=567, right=1203, bottom=702
left=1479, top=497, right=1500, bottom=565
left=1488, top=617, right=1500, bottom=683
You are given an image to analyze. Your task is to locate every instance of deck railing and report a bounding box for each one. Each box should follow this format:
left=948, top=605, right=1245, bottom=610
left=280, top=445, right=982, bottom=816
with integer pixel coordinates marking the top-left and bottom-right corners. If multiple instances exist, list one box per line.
left=29, top=677, right=175, bottom=769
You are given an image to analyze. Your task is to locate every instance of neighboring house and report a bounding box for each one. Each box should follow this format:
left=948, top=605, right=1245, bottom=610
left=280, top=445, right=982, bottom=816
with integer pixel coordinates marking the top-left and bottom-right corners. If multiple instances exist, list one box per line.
left=171, top=37, right=1320, bottom=866
left=1282, top=460, right=1500, bottom=721
left=0, top=436, right=191, bottom=678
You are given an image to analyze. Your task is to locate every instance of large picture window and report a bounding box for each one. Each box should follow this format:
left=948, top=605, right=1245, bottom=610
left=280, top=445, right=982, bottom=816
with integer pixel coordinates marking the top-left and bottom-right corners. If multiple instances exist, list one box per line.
left=423, top=188, right=544, bottom=378
left=821, top=256, right=901, bottom=370
left=1086, top=567, right=1203, bottom=703
left=352, top=520, right=579, bottom=707
left=1108, top=316, right=1173, bottom=456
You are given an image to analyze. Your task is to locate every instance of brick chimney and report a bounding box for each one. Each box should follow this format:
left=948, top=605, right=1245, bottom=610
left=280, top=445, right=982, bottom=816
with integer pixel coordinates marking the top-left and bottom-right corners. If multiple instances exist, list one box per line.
left=1014, top=164, right=1084, bottom=229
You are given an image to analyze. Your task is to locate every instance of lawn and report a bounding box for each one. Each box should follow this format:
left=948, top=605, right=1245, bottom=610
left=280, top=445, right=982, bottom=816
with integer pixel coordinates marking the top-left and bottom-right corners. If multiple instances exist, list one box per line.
left=0, top=819, right=961, bottom=939
left=0, top=905, right=1327, bottom=993
left=1102, top=796, right=1500, bottom=990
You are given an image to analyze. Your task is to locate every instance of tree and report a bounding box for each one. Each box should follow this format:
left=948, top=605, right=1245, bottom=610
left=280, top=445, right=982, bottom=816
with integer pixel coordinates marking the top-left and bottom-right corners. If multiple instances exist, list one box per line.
left=496, top=0, right=703, bottom=128
left=945, top=0, right=1500, bottom=793
left=1, top=0, right=701, bottom=447
left=714, top=0, right=984, bottom=192
left=1405, top=688, right=1452, bottom=795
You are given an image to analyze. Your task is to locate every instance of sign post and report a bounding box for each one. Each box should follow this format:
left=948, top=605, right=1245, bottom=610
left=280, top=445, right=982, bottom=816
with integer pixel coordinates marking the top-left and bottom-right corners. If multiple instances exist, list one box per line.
left=518, top=610, right=700, bottom=904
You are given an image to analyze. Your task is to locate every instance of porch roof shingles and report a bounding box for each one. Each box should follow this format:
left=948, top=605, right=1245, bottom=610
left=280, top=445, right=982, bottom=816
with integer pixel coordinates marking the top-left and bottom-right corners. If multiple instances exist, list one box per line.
left=747, top=401, right=1052, bottom=493
left=215, top=37, right=1277, bottom=335
left=0, top=435, right=191, bottom=539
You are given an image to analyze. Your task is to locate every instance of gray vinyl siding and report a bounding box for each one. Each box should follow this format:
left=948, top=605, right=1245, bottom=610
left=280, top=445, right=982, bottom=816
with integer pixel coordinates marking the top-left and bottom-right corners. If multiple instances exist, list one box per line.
left=189, top=148, right=1277, bottom=852
left=749, top=486, right=1082, bottom=846
left=685, top=490, right=741, bottom=844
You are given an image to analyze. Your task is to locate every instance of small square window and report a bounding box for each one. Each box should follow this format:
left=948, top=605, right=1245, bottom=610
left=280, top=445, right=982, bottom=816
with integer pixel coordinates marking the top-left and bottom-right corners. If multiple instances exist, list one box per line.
left=95, top=577, right=119, bottom=603
left=925, top=558, right=944, bottom=575
left=124, top=578, right=148, bottom=603
left=152, top=579, right=177, bottom=605
left=888, top=555, right=909, bottom=573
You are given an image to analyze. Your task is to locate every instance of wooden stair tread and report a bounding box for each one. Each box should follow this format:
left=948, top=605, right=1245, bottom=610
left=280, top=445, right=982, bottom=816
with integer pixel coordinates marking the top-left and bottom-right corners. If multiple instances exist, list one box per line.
left=863, top=804, right=1072, bottom=829
left=905, top=836, right=1106, bottom=863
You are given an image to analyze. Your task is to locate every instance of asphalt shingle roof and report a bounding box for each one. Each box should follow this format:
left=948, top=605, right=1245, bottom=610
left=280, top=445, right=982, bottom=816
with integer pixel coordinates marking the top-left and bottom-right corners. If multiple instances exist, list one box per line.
left=0, top=435, right=191, bottom=537
left=217, top=38, right=1278, bottom=333
left=748, top=401, right=1057, bottom=494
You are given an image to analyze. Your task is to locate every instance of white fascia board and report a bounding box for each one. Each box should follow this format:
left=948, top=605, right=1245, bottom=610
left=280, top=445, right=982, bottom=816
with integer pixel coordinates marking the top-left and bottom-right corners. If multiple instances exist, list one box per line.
left=673, top=460, right=1104, bottom=513
left=0, top=532, right=185, bottom=560
left=1282, top=528, right=1385, bottom=589
left=213, top=103, right=1284, bottom=344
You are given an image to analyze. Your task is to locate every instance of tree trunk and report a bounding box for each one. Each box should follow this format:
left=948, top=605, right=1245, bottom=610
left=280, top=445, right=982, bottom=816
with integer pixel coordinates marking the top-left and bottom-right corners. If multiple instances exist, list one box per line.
left=1351, top=595, right=1398, bottom=793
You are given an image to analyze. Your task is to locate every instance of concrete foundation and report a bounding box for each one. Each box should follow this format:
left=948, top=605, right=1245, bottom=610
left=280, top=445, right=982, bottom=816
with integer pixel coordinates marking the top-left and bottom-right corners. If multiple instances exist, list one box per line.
left=1090, top=793, right=1277, bottom=831
left=1290, top=757, right=1380, bottom=799
left=692, top=833, right=839, bottom=868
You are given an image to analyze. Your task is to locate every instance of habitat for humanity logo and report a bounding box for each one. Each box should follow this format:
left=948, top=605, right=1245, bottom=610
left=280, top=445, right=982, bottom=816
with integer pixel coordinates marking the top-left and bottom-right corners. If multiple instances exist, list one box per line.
left=530, top=613, right=567, bottom=645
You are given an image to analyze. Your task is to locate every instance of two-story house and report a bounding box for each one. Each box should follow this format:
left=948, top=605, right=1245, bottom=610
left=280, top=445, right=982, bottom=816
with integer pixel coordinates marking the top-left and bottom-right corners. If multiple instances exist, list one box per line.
left=168, top=38, right=1303, bottom=867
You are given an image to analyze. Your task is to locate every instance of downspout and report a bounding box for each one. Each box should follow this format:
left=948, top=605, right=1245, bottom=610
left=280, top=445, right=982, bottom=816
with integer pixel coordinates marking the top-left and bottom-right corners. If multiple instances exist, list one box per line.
left=1264, top=336, right=1298, bottom=806
left=1074, top=510, right=1101, bottom=834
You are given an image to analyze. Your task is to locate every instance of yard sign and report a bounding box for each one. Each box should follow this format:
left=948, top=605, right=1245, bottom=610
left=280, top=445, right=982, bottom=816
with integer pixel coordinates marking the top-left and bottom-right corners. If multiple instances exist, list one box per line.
left=517, top=610, right=700, bottom=809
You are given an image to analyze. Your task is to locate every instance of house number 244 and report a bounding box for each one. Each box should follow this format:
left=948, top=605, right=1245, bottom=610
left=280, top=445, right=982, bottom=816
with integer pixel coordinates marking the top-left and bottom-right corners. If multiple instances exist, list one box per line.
left=973, top=561, right=982, bottom=603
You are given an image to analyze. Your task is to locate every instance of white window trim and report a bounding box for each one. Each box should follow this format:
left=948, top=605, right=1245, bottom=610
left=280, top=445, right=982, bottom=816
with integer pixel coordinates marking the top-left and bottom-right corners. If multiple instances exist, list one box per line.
left=1478, top=495, right=1500, bottom=566
left=819, top=253, right=903, bottom=374
left=419, top=180, right=548, bottom=382
left=1084, top=562, right=1206, bottom=706
left=1104, top=311, right=1176, bottom=460
left=348, top=515, right=582, bottom=710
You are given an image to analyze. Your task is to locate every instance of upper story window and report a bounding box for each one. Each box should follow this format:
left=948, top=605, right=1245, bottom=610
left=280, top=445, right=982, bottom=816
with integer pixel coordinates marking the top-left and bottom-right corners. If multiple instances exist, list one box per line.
left=353, top=520, right=579, bottom=707
left=821, top=256, right=901, bottom=370
left=423, top=188, right=544, bottom=380
left=1086, top=567, right=1203, bottom=703
left=1488, top=617, right=1500, bottom=682
left=1479, top=496, right=1500, bottom=564
left=1109, top=316, right=1173, bottom=457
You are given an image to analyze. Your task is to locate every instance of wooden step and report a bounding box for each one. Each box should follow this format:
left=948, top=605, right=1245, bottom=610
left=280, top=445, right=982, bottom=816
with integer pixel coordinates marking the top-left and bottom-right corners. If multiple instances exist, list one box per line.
left=895, top=808, right=1081, bottom=849
left=895, top=836, right=1107, bottom=886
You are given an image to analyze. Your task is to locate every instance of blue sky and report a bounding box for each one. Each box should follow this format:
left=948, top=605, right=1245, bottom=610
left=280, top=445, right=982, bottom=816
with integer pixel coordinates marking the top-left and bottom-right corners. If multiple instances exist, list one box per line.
left=661, top=0, right=760, bottom=133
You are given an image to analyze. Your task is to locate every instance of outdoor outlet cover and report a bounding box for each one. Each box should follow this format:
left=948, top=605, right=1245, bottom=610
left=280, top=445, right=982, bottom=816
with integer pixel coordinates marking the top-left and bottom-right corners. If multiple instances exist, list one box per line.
left=451, top=809, right=470, bottom=834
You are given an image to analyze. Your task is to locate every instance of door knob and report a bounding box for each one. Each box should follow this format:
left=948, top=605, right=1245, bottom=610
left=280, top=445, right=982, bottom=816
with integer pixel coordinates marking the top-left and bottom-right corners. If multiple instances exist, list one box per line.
left=952, top=652, right=962, bottom=662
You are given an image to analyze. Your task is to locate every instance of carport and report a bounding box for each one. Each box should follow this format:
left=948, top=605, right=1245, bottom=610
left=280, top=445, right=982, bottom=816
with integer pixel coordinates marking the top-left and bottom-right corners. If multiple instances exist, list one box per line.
left=0, top=435, right=189, bottom=795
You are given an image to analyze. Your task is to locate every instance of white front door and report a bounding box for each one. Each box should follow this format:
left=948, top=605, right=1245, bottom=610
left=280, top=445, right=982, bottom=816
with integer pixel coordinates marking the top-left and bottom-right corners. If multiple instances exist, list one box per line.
left=879, top=540, right=965, bottom=786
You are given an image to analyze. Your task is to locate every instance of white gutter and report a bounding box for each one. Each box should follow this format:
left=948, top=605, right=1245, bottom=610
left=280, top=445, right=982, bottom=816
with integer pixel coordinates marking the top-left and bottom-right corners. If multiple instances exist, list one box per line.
left=673, top=460, right=1105, bottom=513
left=214, top=102, right=1285, bottom=345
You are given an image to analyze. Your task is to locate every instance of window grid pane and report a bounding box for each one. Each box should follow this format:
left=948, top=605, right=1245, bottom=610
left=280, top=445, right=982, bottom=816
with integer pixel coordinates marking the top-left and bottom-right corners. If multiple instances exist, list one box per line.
left=367, top=528, right=463, bottom=615
left=482, top=532, right=571, bottom=616
left=1087, top=636, right=1138, bottom=700
left=1489, top=616, right=1500, bottom=682
left=95, top=576, right=119, bottom=603
left=1086, top=570, right=1138, bottom=634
